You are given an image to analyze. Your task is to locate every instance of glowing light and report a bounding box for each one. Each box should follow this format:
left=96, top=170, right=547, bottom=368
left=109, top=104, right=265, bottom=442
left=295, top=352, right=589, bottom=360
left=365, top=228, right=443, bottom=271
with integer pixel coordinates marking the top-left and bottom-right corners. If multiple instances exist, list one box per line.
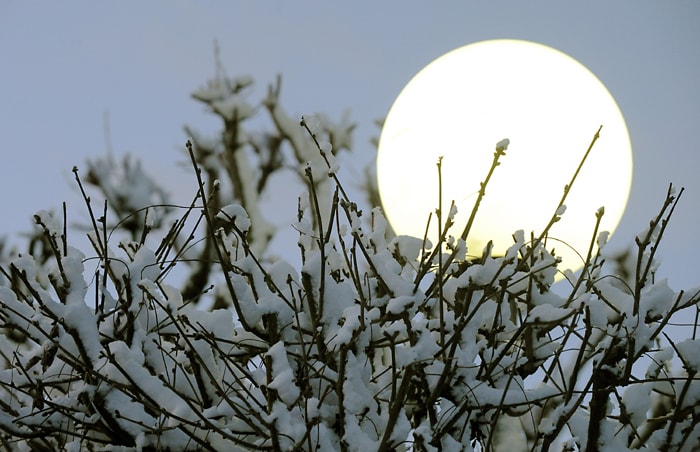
left=377, top=39, right=632, bottom=275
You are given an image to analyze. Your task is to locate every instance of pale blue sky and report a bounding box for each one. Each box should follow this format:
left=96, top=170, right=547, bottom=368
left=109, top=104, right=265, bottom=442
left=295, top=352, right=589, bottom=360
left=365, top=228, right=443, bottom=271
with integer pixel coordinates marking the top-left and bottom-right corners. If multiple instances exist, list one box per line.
left=1, top=2, right=699, bottom=288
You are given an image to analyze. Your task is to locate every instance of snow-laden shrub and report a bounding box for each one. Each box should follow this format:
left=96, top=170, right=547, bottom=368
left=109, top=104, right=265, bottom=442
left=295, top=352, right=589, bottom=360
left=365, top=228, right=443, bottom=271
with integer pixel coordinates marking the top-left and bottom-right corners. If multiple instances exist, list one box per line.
left=1, top=74, right=699, bottom=451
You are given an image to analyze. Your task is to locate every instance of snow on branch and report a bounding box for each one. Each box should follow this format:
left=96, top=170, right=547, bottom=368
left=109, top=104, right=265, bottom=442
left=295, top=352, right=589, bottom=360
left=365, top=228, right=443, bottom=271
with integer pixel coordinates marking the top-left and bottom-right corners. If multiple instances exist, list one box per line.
left=0, top=76, right=699, bottom=451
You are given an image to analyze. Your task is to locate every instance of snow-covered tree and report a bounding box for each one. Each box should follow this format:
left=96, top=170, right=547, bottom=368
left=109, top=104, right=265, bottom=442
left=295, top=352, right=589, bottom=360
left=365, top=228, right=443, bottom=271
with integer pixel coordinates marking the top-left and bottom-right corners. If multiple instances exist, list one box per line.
left=0, top=70, right=699, bottom=451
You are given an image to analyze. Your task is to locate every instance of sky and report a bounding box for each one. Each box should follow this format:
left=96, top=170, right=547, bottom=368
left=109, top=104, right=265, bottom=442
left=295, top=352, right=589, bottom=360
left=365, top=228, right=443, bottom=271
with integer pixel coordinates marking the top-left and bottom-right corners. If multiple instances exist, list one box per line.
left=1, top=2, right=699, bottom=289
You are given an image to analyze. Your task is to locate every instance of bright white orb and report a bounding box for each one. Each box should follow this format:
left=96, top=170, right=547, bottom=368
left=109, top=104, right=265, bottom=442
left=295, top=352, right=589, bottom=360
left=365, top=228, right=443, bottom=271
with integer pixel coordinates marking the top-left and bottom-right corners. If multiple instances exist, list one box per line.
left=377, top=39, right=632, bottom=275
